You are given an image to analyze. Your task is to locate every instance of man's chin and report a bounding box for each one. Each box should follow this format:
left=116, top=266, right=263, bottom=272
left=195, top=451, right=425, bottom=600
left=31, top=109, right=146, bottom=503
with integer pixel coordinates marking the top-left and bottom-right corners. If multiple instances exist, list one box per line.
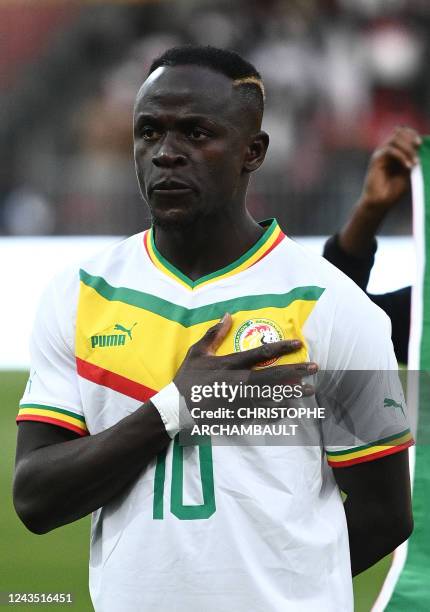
left=151, top=207, right=204, bottom=230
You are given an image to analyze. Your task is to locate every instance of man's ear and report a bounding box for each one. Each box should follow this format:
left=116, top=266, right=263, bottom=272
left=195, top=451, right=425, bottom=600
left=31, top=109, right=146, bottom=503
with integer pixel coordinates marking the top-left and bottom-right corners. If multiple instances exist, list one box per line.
left=243, top=131, right=269, bottom=173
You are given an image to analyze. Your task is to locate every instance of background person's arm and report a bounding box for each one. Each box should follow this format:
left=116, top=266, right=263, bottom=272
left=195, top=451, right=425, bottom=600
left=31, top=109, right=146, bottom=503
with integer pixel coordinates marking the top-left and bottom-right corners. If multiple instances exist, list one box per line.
left=323, top=126, right=419, bottom=362
left=323, top=125, right=420, bottom=276
left=336, top=125, right=421, bottom=260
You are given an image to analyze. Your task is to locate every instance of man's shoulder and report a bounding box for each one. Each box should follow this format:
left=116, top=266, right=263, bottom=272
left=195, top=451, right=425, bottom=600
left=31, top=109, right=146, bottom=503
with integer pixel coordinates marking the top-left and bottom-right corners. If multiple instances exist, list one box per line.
left=279, top=236, right=389, bottom=322
left=52, top=232, right=144, bottom=291
left=279, top=239, right=395, bottom=369
left=78, top=232, right=144, bottom=277
left=279, top=236, right=364, bottom=291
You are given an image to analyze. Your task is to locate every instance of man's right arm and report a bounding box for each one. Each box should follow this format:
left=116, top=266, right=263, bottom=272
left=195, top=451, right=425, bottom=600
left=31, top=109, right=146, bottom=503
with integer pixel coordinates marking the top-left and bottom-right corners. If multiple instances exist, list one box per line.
left=14, top=313, right=308, bottom=534
left=14, top=402, right=170, bottom=534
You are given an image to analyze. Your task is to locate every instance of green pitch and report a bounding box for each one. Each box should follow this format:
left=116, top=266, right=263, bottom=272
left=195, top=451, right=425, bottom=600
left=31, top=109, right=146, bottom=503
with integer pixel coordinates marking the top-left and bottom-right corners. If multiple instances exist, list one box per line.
left=0, top=372, right=92, bottom=611
left=0, top=371, right=390, bottom=611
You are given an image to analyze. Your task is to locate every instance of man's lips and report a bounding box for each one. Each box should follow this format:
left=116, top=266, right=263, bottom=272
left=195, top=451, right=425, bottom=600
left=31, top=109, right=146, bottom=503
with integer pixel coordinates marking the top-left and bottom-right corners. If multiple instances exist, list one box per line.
left=150, top=179, right=194, bottom=195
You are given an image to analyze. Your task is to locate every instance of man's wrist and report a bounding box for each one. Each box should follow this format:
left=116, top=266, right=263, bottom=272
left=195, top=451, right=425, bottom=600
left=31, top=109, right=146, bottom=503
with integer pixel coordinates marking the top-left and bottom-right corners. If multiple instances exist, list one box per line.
left=150, top=382, right=194, bottom=439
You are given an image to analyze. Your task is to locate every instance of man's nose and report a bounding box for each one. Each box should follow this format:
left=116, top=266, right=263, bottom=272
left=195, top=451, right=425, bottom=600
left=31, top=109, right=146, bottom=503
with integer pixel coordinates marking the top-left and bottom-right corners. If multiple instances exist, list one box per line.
left=152, top=134, right=187, bottom=168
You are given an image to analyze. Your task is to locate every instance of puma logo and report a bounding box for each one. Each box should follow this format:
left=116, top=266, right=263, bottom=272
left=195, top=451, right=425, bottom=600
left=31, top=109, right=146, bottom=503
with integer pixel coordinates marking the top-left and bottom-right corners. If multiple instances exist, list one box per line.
left=384, top=398, right=405, bottom=417
left=114, top=322, right=138, bottom=340
left=90, top=323, right=138, bottom=349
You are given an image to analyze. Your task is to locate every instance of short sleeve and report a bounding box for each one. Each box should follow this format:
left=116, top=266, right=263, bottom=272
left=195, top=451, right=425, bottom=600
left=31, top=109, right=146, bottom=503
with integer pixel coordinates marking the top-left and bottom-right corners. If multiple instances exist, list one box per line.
left=17, top=272, right=88, bottom=437
left=321, top=287, right=413, bottom=468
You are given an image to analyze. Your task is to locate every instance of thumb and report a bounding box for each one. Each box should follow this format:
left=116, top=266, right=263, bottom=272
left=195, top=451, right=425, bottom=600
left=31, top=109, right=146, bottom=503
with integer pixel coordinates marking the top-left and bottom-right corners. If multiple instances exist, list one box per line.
left=197, top=313, right=232, bottom=355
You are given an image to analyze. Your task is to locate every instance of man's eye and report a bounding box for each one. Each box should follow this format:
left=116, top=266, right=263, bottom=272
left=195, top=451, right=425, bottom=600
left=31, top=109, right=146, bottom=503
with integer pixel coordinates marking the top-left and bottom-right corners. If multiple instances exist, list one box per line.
left=141, top=126, right=159, bottom=140
left=188, top=127, right=209, bottom=140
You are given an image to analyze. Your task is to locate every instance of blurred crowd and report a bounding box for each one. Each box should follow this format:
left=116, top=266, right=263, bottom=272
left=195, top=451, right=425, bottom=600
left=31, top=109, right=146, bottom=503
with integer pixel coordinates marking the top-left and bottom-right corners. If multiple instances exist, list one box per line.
left=2, top=0, right=430, bottom=236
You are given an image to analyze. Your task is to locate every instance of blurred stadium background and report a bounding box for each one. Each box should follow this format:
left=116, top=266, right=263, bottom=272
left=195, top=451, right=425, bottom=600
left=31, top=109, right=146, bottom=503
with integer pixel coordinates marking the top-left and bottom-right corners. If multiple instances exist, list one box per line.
left=1, top=0, right=426, bottom=609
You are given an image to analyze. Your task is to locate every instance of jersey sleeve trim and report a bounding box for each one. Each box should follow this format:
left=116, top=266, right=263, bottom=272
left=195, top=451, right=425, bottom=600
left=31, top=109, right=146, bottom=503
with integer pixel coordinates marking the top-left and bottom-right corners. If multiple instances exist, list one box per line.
left=326, top=429, right=414, bottom=468
left=17, top=403, right=88, bottom=437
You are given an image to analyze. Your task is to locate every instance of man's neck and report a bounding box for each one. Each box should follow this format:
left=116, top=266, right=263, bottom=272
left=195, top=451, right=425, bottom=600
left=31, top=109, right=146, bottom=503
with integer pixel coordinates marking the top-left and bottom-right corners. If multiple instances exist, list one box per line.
left=153, top=210, right=265, bottom=281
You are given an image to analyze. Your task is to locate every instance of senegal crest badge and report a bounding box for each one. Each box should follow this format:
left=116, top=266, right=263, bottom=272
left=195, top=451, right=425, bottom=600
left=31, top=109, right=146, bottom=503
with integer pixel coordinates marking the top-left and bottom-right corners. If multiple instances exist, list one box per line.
left=234, top=318, right=284, bottom=367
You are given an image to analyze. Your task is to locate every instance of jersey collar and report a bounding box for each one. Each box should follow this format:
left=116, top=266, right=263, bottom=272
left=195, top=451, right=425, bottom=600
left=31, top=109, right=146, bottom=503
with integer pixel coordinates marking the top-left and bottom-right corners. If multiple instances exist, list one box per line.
left=143, top=218, right=285, bottom=291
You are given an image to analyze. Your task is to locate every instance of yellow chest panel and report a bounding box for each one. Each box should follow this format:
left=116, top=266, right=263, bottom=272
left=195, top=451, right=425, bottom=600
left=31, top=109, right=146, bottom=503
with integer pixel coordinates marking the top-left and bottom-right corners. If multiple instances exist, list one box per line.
left=75, top=272, right=324, bottom=398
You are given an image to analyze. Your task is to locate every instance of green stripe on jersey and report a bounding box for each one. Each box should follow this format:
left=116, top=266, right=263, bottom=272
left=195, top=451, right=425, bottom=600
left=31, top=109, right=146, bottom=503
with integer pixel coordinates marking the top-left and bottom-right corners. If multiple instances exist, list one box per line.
left=19, top=403, right=86, bottom=423
left=150, top=218, right=278, bottom=288
left=79, top=269, right=325, bottom=327
left=326, top=429, right=410, bottom=456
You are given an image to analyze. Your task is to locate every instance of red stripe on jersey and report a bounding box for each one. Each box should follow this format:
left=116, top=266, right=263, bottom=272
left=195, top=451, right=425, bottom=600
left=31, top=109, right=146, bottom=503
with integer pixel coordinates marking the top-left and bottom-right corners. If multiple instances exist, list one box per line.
left=328, top=439, right=414, bottom=468
left=16, top=414, right=88, bottom=436
left=76, top=357, right=157, bottom=402
left=252, top=231, right=285, bottom=266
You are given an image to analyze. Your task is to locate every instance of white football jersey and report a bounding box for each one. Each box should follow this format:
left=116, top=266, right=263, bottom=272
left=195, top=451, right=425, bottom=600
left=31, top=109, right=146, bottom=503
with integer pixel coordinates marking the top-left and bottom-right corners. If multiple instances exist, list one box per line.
left=18, top=220, right=412, bottom=611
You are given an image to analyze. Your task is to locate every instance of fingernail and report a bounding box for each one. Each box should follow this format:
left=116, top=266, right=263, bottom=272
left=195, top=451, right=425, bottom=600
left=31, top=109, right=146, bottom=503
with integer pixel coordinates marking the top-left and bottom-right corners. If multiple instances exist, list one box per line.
left=220, top=313, right=229, bottom=323
left=290, top=339, right=302, bottom=348
left=414, top=157, right=419, bottom=165
left=307, top=363, right=318, bottom=374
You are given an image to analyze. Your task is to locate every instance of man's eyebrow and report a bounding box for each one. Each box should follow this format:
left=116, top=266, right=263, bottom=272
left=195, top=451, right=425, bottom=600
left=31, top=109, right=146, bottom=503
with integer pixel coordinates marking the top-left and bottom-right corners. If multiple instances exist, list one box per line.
left=176, top=115, right=227, bottom=129
left=135, top=112, right=221, bottom=125
left=134, top=112, right=238, bottom=132
left=134, top=113, right=161, bottom=124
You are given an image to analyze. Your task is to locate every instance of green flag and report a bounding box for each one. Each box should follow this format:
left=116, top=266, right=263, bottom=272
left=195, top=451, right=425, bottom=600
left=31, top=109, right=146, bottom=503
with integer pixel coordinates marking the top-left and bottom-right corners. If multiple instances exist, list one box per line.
left=376, top=137, right=430, bottom=611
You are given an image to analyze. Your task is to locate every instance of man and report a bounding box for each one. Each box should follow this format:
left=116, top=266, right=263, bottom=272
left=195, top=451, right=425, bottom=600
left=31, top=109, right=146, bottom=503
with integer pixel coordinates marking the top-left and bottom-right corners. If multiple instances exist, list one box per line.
left=14, top=46, right=413, bottom=612
left=323, top=126, right=420, bottom=363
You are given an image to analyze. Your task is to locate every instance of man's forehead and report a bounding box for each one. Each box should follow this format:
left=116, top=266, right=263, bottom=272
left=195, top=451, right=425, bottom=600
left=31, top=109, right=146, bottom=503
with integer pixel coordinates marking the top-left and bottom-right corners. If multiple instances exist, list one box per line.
left=135, top=65, right=235, bottom=115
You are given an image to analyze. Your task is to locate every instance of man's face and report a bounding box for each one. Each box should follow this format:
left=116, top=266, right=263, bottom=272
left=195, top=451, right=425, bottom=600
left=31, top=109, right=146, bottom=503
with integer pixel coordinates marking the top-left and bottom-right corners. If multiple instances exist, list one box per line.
left=134, top=65, right=252, bottom=227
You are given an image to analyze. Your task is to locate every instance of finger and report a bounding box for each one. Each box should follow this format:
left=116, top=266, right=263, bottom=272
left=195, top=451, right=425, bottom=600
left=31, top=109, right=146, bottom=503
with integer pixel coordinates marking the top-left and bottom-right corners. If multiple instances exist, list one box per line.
left=384, top=126, right=422, bottom=151
left=393, top=125, right=422, bottom=148
left=388, top=127, right=422, bottom=163
left=389, top=135, right=420, bottom=166
left=380, top=144, right=415, bottom=171
left=194, top=313, right=232, bottom=355
left=388, top=143, right=415, bottom=170
left=224, top=339, right=303, bottom=369
left=250, top=361, right=318, bottom=385
left=393, top=128, right=421, bottom=151
left=376, top=127, right=422, bottom=168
